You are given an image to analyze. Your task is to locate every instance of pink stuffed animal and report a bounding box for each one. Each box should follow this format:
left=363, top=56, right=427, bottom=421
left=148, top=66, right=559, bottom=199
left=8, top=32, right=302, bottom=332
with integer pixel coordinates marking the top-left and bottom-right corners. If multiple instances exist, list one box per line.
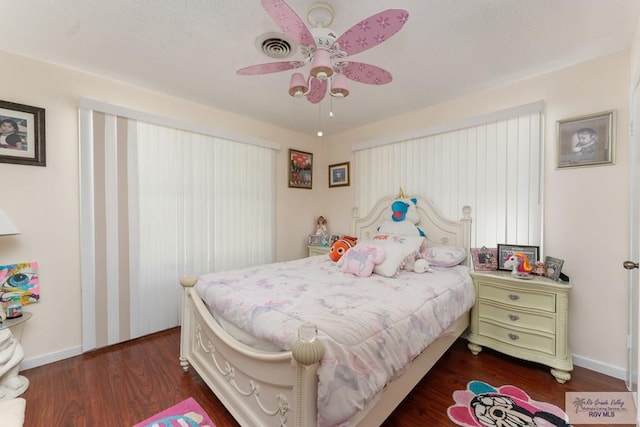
left=340, top=245, right=386, bottom=277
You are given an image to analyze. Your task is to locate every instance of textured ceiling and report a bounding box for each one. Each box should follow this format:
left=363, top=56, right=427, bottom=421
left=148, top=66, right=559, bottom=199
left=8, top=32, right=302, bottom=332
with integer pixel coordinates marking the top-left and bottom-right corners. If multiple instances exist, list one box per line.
left=2, top=0, right=639, bottom=137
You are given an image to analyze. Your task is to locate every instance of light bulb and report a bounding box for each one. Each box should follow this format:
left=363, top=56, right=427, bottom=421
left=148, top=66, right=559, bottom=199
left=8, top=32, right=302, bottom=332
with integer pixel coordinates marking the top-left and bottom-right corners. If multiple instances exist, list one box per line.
left=317, top=130, right=323, bottom=137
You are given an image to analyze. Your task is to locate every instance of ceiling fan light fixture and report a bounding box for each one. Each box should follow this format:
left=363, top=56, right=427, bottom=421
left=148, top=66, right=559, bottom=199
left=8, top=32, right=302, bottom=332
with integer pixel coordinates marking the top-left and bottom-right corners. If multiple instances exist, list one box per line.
left=288, top=72, right=309, bottom=97
left=310, top=48, right=333, bottom=81
left=330, top=72, right=349, bottom=97
left=307, top=3, right=334, bottom=28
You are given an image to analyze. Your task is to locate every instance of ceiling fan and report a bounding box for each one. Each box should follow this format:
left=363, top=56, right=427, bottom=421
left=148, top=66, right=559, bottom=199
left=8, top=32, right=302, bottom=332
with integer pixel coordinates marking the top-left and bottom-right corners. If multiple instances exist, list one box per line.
left=237, top=1, right=410, bottom=104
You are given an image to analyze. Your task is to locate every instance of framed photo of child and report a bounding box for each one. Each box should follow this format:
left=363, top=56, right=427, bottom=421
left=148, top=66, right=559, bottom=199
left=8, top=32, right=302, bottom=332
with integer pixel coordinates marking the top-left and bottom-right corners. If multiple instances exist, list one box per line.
left=0, top=100, right=46, bottom=167
left=557, top=110, right=615, bottom=169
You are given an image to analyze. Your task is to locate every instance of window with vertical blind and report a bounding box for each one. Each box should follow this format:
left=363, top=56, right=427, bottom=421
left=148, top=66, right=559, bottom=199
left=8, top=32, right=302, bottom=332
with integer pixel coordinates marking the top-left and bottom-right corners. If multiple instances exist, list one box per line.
left=353, top=102, right=543, bottom=249
left=79, top=99, right=278, bottom=351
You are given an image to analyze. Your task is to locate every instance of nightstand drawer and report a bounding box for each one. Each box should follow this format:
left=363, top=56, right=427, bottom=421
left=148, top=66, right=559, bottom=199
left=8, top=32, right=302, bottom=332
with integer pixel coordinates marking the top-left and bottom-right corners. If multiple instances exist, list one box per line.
left=478, top=301, right=555, bottom=333
left=478, top=320, right=555, bottom=355
left=308, top=245, right=330, bottom=257
left=478, top=283, right=555, bottom=312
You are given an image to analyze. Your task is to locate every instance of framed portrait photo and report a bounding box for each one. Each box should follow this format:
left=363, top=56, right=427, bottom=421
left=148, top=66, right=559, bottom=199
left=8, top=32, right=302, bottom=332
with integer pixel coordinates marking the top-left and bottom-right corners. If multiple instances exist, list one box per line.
left=557, top=110, right=615, bottom=169
left=496, top=244, right=540, bottom=271
left=289, top=149, right=312, bottom=189
left=0, top=100, right=46, bottom=167
left=328, top=161, right=350, bottom=187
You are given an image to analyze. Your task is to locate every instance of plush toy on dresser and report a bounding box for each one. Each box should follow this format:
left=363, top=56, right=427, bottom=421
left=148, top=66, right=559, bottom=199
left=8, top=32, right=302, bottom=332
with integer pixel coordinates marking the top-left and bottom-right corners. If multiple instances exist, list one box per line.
left=377, top=189, right=425, bottom=237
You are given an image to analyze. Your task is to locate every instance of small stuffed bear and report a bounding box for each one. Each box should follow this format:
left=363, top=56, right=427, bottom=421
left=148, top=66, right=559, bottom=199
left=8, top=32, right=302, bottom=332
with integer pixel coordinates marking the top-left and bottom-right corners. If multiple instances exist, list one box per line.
left=329, top=236, right=358, bottom=262
left=340, top=245, right=386, bottom=277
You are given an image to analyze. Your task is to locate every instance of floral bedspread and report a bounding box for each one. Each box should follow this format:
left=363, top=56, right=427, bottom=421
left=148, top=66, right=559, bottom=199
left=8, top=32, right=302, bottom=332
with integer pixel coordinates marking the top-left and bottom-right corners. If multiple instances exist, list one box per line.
left=194, top=255, right=475, bottom=427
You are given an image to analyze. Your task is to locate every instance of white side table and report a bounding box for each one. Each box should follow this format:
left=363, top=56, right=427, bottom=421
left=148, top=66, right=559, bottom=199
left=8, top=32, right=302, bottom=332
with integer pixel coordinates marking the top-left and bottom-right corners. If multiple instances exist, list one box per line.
left=467, top=272, right=573, bottom=383
left=0, top=311, right=31, bottom=399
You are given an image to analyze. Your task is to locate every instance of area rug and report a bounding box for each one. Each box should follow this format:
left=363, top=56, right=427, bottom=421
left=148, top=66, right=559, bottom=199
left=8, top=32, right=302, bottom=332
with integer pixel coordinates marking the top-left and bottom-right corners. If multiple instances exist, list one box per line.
left=448, top=380, right=571, bottom=427
left=133, top=397, right=215, bottom=427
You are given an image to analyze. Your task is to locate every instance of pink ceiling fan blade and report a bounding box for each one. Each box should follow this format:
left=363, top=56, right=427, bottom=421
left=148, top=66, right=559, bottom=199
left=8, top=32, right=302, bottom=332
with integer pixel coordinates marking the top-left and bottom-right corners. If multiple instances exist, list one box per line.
left=237, top=61, right=299, bottom=75
left=260, top=0, right=315, bottom=47
left=307, top=77, right=327, bottom=104
left=343, top=62, right=392, bottom=85
left=336, top=9, right=409, bottom=56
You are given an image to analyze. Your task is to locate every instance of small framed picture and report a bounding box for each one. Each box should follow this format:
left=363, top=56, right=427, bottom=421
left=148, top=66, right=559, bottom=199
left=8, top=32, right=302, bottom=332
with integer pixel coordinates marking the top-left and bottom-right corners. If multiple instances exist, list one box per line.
left=544, top=256, right=565, bottom=282
left=308, top=234, right=325, bottom=246
left=471, top=246, right=498, bottom=271
left=328, top=161, right=350, bottom=187
left=557, top=110, right=615, bottom=169
left=289, top=149, right=312, bottom=189
left=0, top=100, right=46, bottom=167
left=497, top=244, right=540, bottom=271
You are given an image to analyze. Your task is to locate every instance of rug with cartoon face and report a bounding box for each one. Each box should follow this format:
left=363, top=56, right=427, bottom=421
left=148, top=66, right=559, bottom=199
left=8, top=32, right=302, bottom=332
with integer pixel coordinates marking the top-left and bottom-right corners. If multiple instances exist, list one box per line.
left=448, top=380, right=571, bottom=427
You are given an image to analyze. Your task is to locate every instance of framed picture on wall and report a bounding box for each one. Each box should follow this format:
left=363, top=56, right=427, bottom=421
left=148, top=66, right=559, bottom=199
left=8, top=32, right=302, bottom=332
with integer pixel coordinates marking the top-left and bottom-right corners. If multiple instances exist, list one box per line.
left=289, top=149, right=313, bottom=189
left=328, top=162, right=350, bottom=187
left=496, top=244, right=540, bottom=271
left=0, top=100, right=46, bottom=167
left=557, top=110, right=615, bottom=169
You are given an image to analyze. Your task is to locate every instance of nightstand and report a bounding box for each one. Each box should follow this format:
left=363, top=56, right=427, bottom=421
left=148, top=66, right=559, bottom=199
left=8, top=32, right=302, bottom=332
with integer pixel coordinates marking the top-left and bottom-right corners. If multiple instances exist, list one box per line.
left=467, top=271, right=573, bottom=383
left=307, top=245, right=330, bottom=257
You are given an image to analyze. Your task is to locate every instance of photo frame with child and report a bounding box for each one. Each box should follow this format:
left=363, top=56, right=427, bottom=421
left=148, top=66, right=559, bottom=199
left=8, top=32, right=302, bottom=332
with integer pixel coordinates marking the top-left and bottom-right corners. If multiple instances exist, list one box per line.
left=0, top=100, right=46, bottom=167
left=557, top=110, right=615, bottom=169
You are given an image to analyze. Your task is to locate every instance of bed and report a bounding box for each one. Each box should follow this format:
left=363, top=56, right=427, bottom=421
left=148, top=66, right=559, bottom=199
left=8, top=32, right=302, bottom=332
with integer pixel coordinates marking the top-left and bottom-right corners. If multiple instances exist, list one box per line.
left=179, top=195, right=473, bottom=426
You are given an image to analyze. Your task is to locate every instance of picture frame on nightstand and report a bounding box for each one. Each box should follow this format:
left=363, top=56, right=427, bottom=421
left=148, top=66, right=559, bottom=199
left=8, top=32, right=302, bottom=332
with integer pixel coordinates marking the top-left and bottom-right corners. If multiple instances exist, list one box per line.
left=544, top=256, right=565, bottom=281
left=471, top=246, right=497, bottom=271
left=496, top=244, right=539, bottom=271
left=308, top=234, right=325, bottom=246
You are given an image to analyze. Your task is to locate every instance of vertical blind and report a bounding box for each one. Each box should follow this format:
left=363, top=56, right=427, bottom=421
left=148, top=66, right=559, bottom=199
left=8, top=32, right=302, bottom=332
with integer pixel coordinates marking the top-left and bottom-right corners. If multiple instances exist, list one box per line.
left=354, top=104, right=543, bottom=248
left=79, top=102, right=277, bottom=351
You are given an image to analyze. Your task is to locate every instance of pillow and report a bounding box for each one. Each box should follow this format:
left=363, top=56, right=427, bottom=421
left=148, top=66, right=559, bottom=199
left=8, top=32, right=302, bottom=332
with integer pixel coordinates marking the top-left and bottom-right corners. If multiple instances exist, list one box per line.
left=340, top=245, right=386, bottom=277
left=422, top=246, right=467, bottom=267
left=366, top=234, right=426, bottom=277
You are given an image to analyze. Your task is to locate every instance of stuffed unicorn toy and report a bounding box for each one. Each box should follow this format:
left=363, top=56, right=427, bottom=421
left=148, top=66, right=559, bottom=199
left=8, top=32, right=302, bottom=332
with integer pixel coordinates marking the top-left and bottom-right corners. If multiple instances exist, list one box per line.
left=340, top=245, right=386, bottom=277
left=377, top=188, right=425, bottom=237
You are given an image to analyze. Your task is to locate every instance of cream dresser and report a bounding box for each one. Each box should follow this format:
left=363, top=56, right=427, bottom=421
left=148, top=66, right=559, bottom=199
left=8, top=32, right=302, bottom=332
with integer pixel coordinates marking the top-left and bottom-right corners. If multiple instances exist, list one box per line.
left=467, top=270, right=573, bottom=383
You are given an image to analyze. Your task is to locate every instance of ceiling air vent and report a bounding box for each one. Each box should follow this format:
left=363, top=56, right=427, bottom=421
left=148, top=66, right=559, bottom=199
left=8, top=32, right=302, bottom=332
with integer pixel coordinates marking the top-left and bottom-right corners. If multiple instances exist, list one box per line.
left=256, top=32, right=294, bottom=59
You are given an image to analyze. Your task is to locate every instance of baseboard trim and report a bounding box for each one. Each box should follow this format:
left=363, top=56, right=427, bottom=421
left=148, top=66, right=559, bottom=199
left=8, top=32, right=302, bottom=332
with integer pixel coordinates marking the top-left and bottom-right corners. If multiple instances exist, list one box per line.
left=19, top=343, right=629, bottom=385
left=20, top=345, right=83, bottom=370
left=573, top=353, right=627, bottom=381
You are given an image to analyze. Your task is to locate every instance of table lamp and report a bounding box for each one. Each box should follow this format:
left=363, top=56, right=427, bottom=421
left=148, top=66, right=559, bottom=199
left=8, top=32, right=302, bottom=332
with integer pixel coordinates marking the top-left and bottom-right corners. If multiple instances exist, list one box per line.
left=0, top=209, right=19, bottom=236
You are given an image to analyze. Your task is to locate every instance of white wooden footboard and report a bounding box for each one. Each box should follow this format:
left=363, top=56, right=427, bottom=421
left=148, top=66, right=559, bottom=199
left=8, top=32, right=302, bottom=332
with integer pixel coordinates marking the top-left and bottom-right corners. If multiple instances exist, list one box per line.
left=180, top=276, right=322, bottom=427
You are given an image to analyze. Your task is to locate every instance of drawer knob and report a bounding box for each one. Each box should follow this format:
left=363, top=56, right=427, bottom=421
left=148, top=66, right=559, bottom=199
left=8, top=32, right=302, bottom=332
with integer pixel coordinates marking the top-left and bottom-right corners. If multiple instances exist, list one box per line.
left=508, top=333, right=520, bottom=341
left=508, top=294, right=520, bottom=301
left=508, top=314, right=520, bottom=321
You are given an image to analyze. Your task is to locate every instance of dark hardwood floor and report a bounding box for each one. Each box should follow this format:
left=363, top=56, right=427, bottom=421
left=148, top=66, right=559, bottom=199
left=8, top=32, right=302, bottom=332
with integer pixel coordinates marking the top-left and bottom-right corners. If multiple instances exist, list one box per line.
left=20, top=327, right=631, bottom=426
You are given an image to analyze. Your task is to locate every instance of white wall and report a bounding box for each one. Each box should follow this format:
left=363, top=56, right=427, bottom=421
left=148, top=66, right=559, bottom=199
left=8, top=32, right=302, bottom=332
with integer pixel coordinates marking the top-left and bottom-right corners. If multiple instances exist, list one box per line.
left=322, top=51, right=631, bottom=378
left=0, top=51, right=321, bottom=367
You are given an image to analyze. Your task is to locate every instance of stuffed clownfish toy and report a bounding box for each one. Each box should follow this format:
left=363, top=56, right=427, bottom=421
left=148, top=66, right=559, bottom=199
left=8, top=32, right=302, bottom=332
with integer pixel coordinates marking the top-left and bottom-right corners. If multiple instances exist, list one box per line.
left=329, top=236, right=358, bottom=262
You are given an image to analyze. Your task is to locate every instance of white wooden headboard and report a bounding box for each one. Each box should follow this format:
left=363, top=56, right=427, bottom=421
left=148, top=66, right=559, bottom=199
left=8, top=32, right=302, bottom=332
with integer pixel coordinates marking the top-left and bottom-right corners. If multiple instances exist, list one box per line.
left=351, top=195, right=472, bottom=250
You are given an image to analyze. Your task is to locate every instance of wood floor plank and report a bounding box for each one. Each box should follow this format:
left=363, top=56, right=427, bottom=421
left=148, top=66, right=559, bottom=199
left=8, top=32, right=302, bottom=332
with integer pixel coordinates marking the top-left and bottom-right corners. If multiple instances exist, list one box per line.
left=20, top=328, right=632, bottom=426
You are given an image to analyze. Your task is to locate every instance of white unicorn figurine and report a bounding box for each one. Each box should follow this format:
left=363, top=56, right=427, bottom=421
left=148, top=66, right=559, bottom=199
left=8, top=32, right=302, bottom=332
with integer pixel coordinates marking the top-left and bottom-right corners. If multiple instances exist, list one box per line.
left=503, top=252, right=533, bottom=277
